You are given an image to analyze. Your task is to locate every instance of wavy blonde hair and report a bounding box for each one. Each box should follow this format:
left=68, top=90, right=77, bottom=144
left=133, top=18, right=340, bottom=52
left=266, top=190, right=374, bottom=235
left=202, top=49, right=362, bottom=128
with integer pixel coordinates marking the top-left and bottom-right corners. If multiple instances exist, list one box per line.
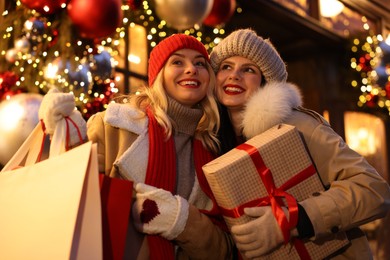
left=130, top=63, right=220, bottom=154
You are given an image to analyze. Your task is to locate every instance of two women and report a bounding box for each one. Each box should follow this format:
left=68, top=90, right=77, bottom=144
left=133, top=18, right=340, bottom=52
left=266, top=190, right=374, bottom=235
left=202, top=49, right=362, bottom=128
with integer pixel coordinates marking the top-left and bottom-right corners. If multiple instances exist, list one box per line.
left=39, top=29, right=390, bottom=259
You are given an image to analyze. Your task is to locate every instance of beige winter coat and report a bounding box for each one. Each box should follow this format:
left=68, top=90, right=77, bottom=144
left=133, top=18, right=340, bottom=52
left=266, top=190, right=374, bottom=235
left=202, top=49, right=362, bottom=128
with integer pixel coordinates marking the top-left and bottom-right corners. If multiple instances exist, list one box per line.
left=87, top=103, right=235, bottom=260
left=241, top=81, right=390, bottom=259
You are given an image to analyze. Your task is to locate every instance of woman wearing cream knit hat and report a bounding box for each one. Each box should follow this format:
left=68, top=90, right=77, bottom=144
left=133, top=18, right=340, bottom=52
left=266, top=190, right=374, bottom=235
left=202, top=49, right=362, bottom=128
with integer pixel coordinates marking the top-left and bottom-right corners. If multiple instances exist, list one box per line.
left=211, top=28, right=390, bottom=259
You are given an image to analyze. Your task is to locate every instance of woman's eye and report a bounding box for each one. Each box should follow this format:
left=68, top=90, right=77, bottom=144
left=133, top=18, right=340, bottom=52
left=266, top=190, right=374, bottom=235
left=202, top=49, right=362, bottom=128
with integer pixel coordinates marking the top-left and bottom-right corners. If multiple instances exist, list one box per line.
left=220, top=64, right=231, bottom=70
left=195, top=61, right=206, bottom=67
left=242, top=66, right=258, bottom=73
left=172, top=60, right=182, bottom=65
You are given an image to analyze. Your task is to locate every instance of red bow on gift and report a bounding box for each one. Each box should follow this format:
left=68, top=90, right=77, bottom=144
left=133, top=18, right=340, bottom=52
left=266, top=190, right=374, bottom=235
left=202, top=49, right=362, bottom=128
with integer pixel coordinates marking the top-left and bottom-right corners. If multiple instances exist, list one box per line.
left=220, top=143, right=317, bottom=259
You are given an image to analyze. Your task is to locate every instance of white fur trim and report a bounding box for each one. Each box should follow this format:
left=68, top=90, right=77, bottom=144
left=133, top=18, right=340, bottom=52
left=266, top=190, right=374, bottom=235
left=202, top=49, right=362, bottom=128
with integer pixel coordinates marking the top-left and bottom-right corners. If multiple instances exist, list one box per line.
left=242, top=82, right=302, bottom=138
left=114, top=130, right=149, bottom=183
left=104, top=103, right=147, bottom=135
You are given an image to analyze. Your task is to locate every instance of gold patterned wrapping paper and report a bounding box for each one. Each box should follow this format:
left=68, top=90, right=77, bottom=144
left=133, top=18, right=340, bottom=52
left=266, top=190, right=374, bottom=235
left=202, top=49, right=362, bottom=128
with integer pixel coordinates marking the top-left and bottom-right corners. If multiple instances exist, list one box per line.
left=203, top=124, right=350, bottom=259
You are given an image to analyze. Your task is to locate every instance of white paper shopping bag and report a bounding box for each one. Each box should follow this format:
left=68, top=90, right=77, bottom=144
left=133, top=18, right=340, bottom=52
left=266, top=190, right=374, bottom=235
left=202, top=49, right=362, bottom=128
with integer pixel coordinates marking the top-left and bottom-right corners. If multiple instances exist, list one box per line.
left=0, top=141, right=102, bottom=260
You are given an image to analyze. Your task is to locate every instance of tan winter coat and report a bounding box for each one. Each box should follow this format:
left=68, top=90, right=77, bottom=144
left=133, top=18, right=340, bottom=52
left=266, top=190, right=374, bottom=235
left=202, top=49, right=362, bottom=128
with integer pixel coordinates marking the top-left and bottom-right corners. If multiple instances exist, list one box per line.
left=241, top=81, right=390, bottom=259
left=87, top=103, right=235, bottom=260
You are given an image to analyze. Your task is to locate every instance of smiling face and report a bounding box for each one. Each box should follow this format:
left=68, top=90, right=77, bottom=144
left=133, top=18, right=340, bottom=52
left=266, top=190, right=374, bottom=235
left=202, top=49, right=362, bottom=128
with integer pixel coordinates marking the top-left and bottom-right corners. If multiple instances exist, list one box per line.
left=216, top=56, right=263, bottom=111
left=163, top=48, right=210, bottom=107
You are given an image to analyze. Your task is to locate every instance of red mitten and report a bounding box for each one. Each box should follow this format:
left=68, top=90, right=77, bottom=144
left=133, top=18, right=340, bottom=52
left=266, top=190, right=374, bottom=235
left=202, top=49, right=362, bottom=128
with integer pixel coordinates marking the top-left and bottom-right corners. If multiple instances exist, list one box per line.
left=132, top=183, right=189, bottom=240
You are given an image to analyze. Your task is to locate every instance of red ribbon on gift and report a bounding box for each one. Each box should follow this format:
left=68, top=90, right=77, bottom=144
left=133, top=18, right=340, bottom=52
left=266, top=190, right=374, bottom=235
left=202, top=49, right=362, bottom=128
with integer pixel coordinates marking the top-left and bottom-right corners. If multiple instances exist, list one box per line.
left=220, top=143, right=316, bottom=259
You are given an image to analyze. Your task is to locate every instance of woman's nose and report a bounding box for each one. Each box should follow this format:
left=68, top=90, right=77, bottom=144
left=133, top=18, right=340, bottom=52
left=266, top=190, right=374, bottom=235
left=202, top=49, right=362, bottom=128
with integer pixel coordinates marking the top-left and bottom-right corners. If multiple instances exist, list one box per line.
left=185, top=63, right=197, bottom=74
left=228, top=69, right=240, bottom=80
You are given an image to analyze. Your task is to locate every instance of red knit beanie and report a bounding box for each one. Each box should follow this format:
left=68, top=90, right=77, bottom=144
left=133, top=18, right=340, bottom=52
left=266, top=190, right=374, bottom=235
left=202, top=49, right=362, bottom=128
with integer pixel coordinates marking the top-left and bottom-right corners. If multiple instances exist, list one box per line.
left=148, top=34, right=210, bottom=86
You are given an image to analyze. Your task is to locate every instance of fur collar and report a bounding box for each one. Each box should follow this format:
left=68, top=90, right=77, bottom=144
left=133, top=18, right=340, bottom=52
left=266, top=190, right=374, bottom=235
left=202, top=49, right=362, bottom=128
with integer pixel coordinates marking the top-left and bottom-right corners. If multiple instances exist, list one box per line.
left=242, top=81, right=302, bottom=139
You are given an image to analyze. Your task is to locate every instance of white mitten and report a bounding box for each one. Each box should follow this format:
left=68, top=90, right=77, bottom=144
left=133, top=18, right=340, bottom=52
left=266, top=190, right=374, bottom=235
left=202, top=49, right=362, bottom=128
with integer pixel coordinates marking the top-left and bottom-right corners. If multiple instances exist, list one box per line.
left=132, top=183, right=189, bottom=240
left=231, top=206, right=286, bottom=258
left=39, top=88, right=87, bottom=153
left=38, top=88, right=76, bottom=135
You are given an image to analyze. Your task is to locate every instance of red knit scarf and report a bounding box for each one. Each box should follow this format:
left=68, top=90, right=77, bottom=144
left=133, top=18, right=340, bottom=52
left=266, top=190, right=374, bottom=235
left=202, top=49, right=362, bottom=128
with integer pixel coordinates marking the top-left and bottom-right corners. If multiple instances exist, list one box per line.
left=144, top=109, right=226, bottom=260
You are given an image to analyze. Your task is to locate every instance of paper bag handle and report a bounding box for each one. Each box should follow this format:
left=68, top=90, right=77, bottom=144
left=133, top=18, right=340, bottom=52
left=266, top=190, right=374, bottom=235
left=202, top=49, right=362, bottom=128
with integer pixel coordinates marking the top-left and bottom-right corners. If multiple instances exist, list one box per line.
left=2, top=116, right=85, bottom=172
left=50, top=116, right=85, bottom=157
left=1, top=121, right=46, bottom=172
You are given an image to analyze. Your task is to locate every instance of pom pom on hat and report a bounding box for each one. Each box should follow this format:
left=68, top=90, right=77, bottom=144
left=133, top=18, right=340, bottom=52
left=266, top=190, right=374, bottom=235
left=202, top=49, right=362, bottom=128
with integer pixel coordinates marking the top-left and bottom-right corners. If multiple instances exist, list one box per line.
left=210, top=29, right=287, bottom=83
left=148, top=34, right=210, bottom=86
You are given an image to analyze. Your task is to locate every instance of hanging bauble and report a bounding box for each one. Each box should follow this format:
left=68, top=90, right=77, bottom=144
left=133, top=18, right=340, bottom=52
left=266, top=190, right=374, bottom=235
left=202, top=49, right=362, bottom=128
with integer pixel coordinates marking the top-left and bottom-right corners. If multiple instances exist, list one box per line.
left=0, top=93, right=43, bottom=166
left=5, top=48, right=20, bottom=63
left=24, top=18, right=46, bottom=45
left=66, top=62, right=93, bottom=93
left=24, top=18, right=46, bottom=36
left=0, top=71, right=19, bottom=93
left=374, top=65, right=389, bottom=88
left=379, top=40, right=390, bottom=55
left=358, top=54, right=372, bottom=72
left=366, top=93, right=379, bottom=108
left=14, top=37, right=31, bottom=53
left=90, top=50, right=114, bottom=82
left=67, top=0, right=122, bottom=39
left=20, top=0, right=68, bottom=15
left=203, top=0, right=236, bottom=27
left=385, top=82, right=390, bottom=99
left=1, top=89, right=24, bottom=101
left=128, top=0, right=142, bottom=10
left=379, top=41, right=390, bottom=65
left=154, top=0, right=213, bottom=31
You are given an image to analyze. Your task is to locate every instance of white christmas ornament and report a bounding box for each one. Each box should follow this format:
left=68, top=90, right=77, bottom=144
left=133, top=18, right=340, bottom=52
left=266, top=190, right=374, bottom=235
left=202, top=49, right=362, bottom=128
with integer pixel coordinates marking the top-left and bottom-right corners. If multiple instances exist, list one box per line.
left=0, top=93, right=43, bottom=166
left=154, top=0, right=214, bottom=30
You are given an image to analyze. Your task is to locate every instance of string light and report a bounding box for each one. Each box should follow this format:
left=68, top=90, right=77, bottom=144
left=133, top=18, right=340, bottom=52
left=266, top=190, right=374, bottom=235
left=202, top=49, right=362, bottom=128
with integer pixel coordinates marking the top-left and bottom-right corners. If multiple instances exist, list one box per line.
left=350, top=23, right=390, bottom=115
left=0, top=1, right=236, bottom=118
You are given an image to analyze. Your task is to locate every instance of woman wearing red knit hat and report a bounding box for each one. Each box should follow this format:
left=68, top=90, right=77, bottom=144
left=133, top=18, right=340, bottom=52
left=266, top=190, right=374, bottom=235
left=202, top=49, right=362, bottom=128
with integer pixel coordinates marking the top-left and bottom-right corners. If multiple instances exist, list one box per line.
left=39, top=34, right=236, bottom=259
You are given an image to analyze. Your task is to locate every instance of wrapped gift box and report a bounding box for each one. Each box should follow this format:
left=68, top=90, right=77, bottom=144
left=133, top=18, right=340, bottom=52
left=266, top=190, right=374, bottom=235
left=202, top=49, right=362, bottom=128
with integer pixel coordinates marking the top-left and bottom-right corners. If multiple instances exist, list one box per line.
left=203, top=124, right=349, bottom=259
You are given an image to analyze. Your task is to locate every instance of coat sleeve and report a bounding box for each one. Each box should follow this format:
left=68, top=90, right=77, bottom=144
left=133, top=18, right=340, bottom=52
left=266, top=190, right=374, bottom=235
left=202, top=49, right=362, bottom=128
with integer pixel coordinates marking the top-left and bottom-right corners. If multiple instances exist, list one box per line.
left=175, top=204, right=237, bottom=259
left=86, top=112, right=107, bottom=174
left=298, top=120, right=390, bottom=239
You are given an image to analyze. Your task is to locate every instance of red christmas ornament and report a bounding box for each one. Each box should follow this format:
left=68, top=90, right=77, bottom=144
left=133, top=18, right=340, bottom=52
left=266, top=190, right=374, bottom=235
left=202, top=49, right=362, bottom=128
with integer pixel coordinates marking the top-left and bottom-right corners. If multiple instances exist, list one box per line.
left=203, top=0, right=236, bottom=27
left=21, top=0, right=68, bottom=15
left=0, top=89, right=24, bottom=101
left=67, top=0, right=122, bottom=39
left=0, top=71, right=19, bottom=90
left=128, top=0, right=142, bottom=10
left=358, top=55, right=372, bottom=72
left=385, top=82, right=390, bottom=99
left=366, top=93, right=379, bottom=108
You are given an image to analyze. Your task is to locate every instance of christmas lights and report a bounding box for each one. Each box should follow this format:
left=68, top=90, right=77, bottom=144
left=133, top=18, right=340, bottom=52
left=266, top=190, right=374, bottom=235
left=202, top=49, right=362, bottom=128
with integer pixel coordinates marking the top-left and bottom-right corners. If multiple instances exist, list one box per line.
left=0, top=0, right=236, bottom=119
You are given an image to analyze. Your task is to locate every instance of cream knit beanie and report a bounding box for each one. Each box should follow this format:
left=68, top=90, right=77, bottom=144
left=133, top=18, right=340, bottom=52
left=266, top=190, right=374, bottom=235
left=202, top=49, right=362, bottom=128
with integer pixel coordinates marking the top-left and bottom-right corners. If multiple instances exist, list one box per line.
left=210, top=28, right=287, bottom=83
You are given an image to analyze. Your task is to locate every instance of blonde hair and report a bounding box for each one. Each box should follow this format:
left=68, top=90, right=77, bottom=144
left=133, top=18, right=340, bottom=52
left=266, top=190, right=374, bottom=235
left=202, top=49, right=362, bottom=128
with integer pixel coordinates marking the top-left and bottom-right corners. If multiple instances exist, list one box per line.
left=131, top=63, right=220, bottom=154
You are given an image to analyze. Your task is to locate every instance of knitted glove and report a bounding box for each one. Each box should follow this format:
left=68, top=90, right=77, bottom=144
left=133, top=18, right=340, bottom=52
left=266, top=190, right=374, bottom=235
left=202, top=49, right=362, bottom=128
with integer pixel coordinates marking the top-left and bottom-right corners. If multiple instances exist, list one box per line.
left=38, top=88, right=76, bottom=134
left=38, top=88, right=86, bottom=152
left=231, top=206, right=286, bottom=258
left=132, top=183, right=189, bottom=240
